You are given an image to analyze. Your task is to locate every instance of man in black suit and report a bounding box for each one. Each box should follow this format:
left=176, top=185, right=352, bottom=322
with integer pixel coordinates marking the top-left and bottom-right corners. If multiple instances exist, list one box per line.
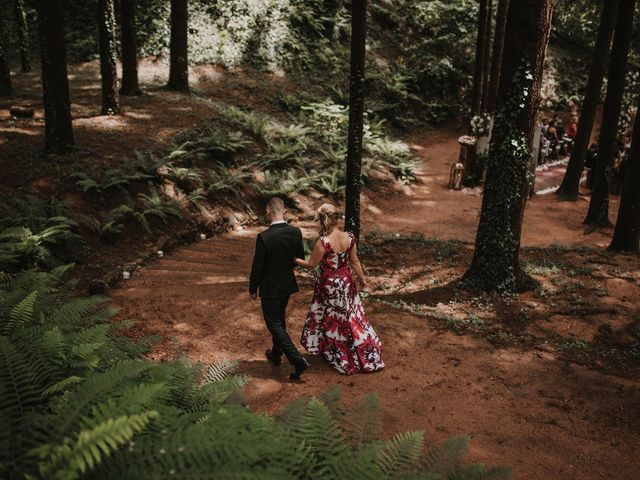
left=250, top=197, right=310, bottom=380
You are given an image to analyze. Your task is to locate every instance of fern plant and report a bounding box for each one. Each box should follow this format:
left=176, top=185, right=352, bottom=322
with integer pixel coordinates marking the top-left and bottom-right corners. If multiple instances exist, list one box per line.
left=0, top=267, right=510, bottom=480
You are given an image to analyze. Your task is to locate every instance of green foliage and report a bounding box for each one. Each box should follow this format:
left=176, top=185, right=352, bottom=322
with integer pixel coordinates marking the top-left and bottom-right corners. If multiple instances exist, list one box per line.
left=69, top=168, right=153, bottom=200
left=0, top=266, right=509, bottom=479
left=0, top=197, right=82, bottom=271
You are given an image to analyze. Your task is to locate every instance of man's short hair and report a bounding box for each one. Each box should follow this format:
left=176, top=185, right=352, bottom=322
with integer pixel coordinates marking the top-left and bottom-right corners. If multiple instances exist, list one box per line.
left=266, top=197, right=285, bottom=213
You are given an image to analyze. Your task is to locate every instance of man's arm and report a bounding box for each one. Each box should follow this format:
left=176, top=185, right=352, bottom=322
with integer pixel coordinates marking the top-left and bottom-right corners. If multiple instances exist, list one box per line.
left=249, top=235, right=266, bottom=296
left=296, top=228, right=305, bottom=260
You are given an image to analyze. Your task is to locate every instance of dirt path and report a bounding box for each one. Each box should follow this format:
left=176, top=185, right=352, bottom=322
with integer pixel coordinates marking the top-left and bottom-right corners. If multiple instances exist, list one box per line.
left=113, top=137, right=638, bottom=480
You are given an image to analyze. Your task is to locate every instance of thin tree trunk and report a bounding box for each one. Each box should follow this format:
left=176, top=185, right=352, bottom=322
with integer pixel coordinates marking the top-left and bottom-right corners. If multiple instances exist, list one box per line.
left=487, top=0, right=508, bottom=112
left=344, top=0, right=367, bottom=242
left=610, top=95, right=640, bottom=251
left=36, top=0, right=74, bottom=153
left=557, top=0, right=620, bottom=200
left=471, top=0, right=490, bottom=116
left=465, top=0, right=553, bottom=292
left=120, top=0, right=142, bottom=95
left=99, top=0, right=119, bottom=115
left=584, top=0, right=635, bottom=227
left=167, top=0, right=189, bottom=92
left=0, top=11, right=11, bottom=96
left=481, top=0, right=493, bottom=112
left=14, top=0, right=31, bottom=72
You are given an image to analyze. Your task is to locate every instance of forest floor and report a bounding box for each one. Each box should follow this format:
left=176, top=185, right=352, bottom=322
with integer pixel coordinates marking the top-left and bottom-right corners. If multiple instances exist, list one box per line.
left=2, top=61, right=639, bottom=479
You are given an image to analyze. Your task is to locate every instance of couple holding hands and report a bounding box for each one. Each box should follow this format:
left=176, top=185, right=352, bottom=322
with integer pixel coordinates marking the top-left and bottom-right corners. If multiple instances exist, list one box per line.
left=249, top=197, right=385, bottom=381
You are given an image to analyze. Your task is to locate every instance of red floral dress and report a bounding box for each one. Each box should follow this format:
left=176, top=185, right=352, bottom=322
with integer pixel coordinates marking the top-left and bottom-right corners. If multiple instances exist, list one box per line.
left=301, top=233, right=384, bottom=375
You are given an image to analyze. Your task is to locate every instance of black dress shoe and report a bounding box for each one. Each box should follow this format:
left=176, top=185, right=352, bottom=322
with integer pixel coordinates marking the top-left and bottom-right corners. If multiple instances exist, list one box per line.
left=289, top=358, right=310, bottom=381
left=265, top=349, right=281, bottom=366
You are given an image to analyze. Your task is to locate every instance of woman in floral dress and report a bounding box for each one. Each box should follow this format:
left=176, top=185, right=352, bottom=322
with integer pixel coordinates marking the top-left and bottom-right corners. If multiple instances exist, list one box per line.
left=294, top=203, right=384, bottom=375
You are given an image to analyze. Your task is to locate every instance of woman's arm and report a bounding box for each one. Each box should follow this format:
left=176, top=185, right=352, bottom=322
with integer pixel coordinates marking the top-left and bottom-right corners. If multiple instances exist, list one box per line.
left=294, top=239, right=325, bottom=269
left=348, top=243, right=367, bottom=288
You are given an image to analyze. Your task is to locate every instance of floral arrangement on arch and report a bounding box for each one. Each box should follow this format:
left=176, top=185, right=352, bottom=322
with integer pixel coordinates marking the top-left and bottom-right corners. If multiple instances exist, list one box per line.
left=470, top=113, right=491, bottom=137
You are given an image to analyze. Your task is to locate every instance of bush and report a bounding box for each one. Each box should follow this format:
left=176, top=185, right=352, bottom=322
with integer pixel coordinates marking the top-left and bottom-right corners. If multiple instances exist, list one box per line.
left=0, top=266, right=511, bottom=479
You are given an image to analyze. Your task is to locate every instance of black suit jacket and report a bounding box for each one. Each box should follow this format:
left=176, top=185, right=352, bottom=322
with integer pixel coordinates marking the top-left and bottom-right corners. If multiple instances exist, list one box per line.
left=249, top=223, right=305, bottom=298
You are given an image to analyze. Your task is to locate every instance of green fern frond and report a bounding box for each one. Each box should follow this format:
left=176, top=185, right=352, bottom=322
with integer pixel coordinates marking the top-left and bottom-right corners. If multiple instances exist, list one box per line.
left=39, top=410, right=157, bottom=478
left=202, top=359, right=239, bottom=384
left=377, top=430, right=425, bottom=476
left=41, top=376, right=84, bottom=398
left=4, top=290, right=38, bottom=335
left=422, top=435, right=470, bottom=474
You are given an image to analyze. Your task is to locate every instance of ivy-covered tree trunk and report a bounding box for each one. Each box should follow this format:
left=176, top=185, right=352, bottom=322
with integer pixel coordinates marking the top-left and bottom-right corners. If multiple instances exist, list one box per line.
left=344, top=0, right=367, bottom=242
left=99, top=0, right=120, bottom=115
left=610, top=94, right=640, bottom=252
left=470, top=0, right=490, bottom=116
left=167, top=0, right=189, bottom=92
left=36, top=0, right=74, bottom=153
left=120, top=0, right=141, bottom=96
left=487, top=0, right=508, bottom=112
left=584, top=0, right=635, bottom=227
left=556, top=0, right=620, bottom=200
left=465, top=0, right=553, bottom=292
left=480, top=0, right=493, bottom=112
left=0, top=12, right=11, bottom=97
left=14, top=0, right=31, bottom=72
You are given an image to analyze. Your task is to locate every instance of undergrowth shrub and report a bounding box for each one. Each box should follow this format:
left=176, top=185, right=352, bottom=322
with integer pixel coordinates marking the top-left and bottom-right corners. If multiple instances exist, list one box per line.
left=0, top=265, right=511, bottom=479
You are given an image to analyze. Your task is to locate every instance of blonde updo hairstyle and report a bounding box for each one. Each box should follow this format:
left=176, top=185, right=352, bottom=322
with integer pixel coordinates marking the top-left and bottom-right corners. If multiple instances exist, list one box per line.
left=317, top=203, right=341, bottom=237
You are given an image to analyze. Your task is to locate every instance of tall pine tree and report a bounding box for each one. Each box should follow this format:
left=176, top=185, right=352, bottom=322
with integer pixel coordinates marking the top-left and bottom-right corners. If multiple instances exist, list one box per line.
left=584, top=0, right=636, bottom=227
left=37, top=0, right=74, bottom=153
left=99, top=0, right=120, bottom=115
left=120, top=0, right=142, bottom=96
left=556, top=0, right=620, bottom=200
left=167, top=0, right=189, bottom=92
left=465, top=0, right=553, bottom=292
left=14, top=0, right=31, bottom=72
left=344, top=0, right=367, bottom=242
left=610, top=95, right=640, bottom=252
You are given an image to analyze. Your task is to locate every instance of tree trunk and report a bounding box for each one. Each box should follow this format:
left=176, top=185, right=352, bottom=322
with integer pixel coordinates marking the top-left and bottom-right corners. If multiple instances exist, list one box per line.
left=556, top=0, right=620, bottom=200
left=344, top=0, right=367, bottom=242
left=0, top=11, right=11, bottom=96
left=36, top=0, right=74, bottom=153
left=465, top=0, right=553, bottom=292
left=14, top=0, right=31, bottom=72
left=584, top=0, right=635, bottom=227
left=487, top=0, right=508, bottom=113
left=610, top=94, right=640, bottom=251
left=99, top=0, right=120, bottom=115
left=120, top=0, right=142, bottom=95
left=480, top=0, right=493, bottom=112
left=167, top=0, right=189, bottom=92
left=470, top=0, right=490, bottom=116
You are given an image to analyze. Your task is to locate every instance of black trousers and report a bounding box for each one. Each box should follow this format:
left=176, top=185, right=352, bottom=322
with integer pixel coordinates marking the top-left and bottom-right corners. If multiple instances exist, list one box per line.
left=261, top=296, right=302, bottom=365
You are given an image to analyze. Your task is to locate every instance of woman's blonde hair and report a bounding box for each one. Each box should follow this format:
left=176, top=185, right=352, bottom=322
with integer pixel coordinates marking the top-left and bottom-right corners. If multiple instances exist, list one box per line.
left=317, top=203, right=340, bottom=237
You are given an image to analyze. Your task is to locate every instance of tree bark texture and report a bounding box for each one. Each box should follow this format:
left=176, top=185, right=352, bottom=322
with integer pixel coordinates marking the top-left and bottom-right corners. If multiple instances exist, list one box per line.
left=557, top=0, right=620, bottom=200
left=584, top=0, right=636, bottom=227
left=120, top=0, right=141, bottom=95
left=610, top=92, right=640, bottom=251
left=99, top=0, right=120, bottom=114
left=466, top=0, right=553, bottom=292
left=167, top=0, right=189, bottom=92
left=481, top=0, right=493, bottom=112
left=15, top=0, right=31, bottom=72
left=344, top=0, right=367, bottom=242
left=471, top=0, right=490, bottom=116
left=37, top=0, right=74, bottom=153
left=0, top=11, right=11, bottom=96
left=487, top=0, right=509, bottom=113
